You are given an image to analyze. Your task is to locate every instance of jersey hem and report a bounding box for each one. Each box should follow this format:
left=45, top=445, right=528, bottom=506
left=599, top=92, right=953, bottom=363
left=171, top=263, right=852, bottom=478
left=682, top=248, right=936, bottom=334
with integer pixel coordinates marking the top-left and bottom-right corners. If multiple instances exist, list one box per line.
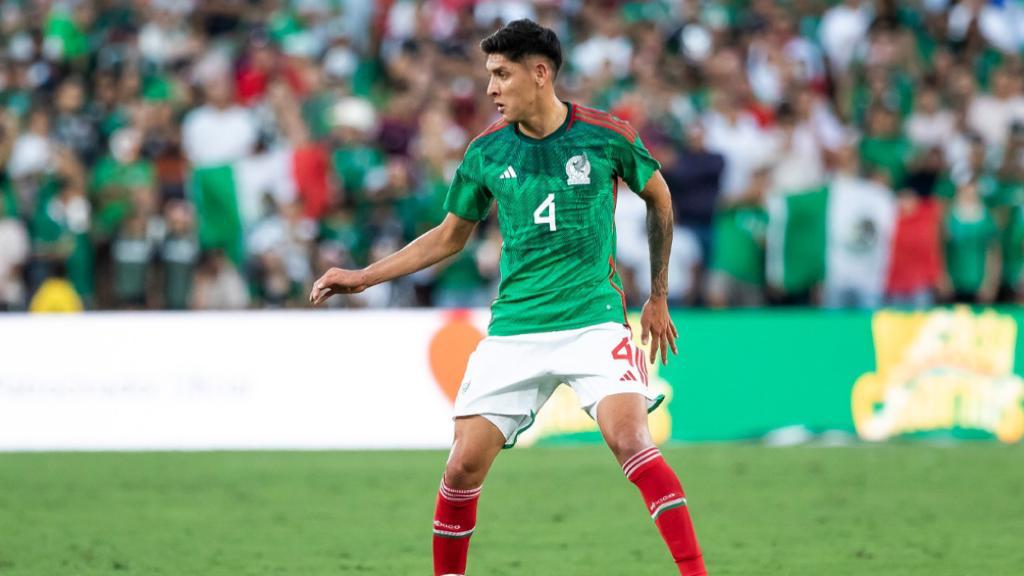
left=487, top=317, right=628, bottom=337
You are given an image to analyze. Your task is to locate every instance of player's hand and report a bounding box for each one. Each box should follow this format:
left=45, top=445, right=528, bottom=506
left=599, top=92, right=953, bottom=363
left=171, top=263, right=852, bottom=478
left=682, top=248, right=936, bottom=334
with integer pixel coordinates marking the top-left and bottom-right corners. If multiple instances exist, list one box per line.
left=309, top=267, right=369, bottom=305
left=640, top=296, right=678, bottom=366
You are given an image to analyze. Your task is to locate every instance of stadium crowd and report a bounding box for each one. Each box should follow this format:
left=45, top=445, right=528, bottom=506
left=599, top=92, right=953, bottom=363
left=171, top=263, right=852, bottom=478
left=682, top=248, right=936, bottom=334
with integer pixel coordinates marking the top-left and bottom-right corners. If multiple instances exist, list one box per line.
left=2, top=0, right=1024, bottom=312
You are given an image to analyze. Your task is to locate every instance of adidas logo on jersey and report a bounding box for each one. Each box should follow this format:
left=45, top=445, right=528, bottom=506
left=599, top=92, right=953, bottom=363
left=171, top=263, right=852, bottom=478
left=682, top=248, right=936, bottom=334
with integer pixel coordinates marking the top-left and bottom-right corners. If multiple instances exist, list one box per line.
left=499, top=166, right=517, bottom=179
left=619, top=371, right=638, bottom=382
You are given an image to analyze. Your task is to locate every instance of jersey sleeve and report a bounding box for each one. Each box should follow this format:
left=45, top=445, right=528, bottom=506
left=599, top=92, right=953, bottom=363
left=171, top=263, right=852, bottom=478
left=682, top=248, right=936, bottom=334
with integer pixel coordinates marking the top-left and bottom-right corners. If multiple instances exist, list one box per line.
left=443, top=147, right=493, bottom=221
left=612, top=133, right=661, bottom=194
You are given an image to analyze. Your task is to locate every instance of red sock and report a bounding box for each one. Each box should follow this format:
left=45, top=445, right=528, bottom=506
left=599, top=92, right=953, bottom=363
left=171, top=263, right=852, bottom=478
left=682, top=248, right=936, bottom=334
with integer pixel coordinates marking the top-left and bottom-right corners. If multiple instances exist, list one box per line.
left=432, top=478, right=481, bottom=576
left=623, top=447, right=706, bottom=576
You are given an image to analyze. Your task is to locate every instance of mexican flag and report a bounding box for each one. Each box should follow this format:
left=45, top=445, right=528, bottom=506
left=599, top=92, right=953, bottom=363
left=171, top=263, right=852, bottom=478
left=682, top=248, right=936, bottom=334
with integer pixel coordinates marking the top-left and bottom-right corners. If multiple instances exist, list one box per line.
left=766, top=177, right=897, bottom=295
left=190, top=146, right=331, bottom=265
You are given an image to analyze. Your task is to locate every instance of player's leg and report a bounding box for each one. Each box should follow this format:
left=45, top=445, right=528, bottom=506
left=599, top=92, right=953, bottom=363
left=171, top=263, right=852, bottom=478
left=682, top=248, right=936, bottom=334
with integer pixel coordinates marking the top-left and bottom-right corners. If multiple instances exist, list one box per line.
left=598, top=393, right=707, bottom=576
left=433, top=415, right=506, bottom=576
left=437, top=329, right=557, bottom=575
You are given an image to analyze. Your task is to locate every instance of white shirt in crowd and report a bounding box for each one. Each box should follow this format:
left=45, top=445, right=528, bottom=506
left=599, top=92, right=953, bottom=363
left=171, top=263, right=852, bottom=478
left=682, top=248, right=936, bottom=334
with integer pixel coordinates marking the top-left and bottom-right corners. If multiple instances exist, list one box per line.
left=572, top=34, right=634, bottom=79
left=138, top=18, right=193, bottom=66
left=182, top=105, right=258, bottom=167
left=193, top=264, right=250, bottom=310
left=0, top=218, right=29, bottom=307
left=967, top=94, right=1024, bottom=148
left=769, top=125, right=825, bottom=196
left=947, top=0, right=1022, bottom=54
left=703, top=111, right=775, bottom=199
left=905, top=109, right=956, bottom=150
left=614, top=188, right=701, bottom=299
left=818, top=0, right=871, bottom=74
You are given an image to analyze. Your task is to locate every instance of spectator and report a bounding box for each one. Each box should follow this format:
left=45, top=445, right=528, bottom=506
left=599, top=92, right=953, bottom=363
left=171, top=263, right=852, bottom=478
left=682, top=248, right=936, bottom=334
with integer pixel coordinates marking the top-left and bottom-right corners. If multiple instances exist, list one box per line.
left=111, top=212, right=156, bottom=309
left=661, top=122, right=723, bottom=266
left=819, top=0, right=871, bottom=76
left=91, top=128, right=155, bottom=242
left=905, top=83, right=956, bottom=151
left=822, top=144, right=897, bottom=310
left=1001, top=202, right=1024, bottom=303
left=52, top=77, right=99, bottom=165
left=947, top=0, right=1020, bottom=55
left=183, top=68, right=258, bottom=167
left=183, top=66, right=258, bottom=265
left=247, top=201, right=315, bottom=306
left=886, top=188, right=943, bottom=308
left=859, top=105, right=914, bottom=190
left=191, top=249, right=250, bottom=310
left=704, top=89, right=773, bottom=200
left=1, top=2, right=1023, bottom=313
left=967, top=65, right=1024, bottom=149
left=943, top=180, right=1001, bottom=304
left=615, top=185, right=701, bottom=306
left=996, top=122, right=1024, bottom=207
left=706, top=167, right=770, bottom=308
left=158, top=200, right=199, bottom=311
left=138, top=4, right=201, bottom=68
left=572, top=5, right=633, bottom=81
left=0, top=199, right=29, bottom=311
left=997, top=124, right=1024, bottom=300
left=769, top=100, right=825, bottom=196
left=432, top=244, right=490, bottom=308
left=28, top=262, right=83, bottom=313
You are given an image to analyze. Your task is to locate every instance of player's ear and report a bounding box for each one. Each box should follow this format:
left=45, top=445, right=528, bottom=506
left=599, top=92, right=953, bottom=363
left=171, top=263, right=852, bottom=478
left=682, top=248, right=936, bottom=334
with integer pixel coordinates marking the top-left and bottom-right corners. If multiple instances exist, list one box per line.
left=532, top=58, right=549, bottom=88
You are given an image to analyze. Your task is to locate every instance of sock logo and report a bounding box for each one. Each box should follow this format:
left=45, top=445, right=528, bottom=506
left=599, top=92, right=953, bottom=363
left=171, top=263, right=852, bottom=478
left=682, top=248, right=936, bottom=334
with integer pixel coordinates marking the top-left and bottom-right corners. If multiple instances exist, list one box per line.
left=649, top=492, right=680, bottom=512
left=434, top=520, right=462, bottom=531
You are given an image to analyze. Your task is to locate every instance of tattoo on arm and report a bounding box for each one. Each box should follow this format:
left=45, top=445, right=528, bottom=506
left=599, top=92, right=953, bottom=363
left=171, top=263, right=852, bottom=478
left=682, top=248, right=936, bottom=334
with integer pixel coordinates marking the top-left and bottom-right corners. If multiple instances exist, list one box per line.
left=647, top=201, right=673, bottom=299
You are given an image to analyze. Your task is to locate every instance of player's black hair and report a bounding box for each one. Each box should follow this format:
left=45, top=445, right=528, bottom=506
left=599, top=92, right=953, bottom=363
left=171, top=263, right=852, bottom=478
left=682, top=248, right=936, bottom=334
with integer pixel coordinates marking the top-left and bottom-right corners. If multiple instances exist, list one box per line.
left=480, top=19, right=562, bottom=77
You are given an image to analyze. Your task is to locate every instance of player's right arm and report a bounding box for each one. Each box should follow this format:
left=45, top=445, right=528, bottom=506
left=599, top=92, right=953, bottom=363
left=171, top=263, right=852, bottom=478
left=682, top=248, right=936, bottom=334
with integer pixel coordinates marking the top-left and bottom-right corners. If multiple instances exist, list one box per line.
left=308, top=213, right=478, bottom=305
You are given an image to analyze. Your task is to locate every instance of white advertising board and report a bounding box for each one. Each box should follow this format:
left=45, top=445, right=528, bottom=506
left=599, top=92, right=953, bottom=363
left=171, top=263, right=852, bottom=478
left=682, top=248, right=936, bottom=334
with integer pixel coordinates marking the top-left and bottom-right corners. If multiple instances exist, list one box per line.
left=0, top=310, right=491, bottom=451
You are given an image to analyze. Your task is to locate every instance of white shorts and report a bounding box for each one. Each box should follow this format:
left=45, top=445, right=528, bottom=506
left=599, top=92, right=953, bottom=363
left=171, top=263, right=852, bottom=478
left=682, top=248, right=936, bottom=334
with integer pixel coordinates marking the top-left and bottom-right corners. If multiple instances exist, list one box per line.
left=454, top=322, right=665, bottom=448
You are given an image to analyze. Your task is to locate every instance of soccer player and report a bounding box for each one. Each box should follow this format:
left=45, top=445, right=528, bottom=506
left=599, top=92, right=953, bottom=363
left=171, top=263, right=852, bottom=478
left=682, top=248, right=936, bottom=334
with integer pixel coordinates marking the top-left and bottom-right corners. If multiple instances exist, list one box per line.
left=310, top=19, right=706, bottom=576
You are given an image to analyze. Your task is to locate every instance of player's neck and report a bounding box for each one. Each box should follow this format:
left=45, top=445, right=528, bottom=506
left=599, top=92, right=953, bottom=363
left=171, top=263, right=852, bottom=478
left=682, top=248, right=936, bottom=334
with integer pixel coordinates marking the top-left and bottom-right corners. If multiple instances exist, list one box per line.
left=517, top=95, right=568, bottom=140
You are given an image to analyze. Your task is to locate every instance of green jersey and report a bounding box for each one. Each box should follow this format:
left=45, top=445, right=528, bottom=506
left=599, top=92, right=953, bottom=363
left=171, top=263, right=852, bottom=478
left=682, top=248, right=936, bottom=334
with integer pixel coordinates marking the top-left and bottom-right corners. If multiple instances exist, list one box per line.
left=945, top=206, right=997, bottom=294
left=444, top=103, right=660, bottom=336
left=711, top=205, right=768, bottom=286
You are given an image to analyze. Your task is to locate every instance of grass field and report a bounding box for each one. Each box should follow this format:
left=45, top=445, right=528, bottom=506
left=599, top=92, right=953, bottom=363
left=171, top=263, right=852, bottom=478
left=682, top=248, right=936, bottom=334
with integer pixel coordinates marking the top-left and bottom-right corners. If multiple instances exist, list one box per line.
left=1, top=445, right=1021, bottom=575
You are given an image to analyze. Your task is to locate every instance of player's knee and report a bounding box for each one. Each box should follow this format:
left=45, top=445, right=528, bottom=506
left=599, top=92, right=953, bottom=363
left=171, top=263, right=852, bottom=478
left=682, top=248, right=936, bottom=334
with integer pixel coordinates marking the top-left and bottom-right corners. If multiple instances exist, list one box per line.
left=444, top=454, right=488, bottom=488
left=606, top=429, right=653, bottom=464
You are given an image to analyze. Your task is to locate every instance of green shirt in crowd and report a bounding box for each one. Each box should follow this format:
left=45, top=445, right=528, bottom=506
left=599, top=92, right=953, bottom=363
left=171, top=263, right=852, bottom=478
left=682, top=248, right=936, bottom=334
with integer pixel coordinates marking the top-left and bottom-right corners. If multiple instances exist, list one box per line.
left=945, top=206, right=998, bottom=294
left=859, top=136, right=914, bottom=189
left=90, top=155, right=156, bottom=239
left=1002, top=205, right=1024, bottom=289
left=710, top=205, right=768, bottom=286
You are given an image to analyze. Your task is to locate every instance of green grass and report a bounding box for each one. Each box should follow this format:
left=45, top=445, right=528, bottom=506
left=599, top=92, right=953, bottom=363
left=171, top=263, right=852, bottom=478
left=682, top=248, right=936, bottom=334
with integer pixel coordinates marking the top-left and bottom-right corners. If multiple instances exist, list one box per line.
left=1, top=445, right=1021, bottom=575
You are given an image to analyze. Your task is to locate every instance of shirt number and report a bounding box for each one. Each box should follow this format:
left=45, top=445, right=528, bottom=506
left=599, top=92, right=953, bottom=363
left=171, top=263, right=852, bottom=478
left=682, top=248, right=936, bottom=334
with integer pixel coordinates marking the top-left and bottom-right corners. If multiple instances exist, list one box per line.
left=533, top=194, right=556, bottom=231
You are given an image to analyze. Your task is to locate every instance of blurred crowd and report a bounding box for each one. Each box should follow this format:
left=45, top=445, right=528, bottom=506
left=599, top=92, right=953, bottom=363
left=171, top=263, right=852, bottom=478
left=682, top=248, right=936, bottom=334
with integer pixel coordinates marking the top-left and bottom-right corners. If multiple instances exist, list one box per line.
left=2, top=0, right=1024, bottom=312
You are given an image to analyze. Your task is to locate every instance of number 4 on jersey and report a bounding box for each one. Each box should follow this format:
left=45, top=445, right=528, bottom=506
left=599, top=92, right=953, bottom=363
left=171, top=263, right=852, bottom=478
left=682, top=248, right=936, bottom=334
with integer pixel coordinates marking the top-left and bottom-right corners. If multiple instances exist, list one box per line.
left=533, top=193, right=556, bottom=231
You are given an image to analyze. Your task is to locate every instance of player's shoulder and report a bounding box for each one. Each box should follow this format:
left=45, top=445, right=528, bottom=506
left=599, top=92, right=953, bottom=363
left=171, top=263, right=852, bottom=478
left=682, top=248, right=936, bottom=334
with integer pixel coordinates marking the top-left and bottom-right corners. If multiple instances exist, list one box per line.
left=571, top=104, right=638, bottom=143
left=467, top=117, right=512, bottom=151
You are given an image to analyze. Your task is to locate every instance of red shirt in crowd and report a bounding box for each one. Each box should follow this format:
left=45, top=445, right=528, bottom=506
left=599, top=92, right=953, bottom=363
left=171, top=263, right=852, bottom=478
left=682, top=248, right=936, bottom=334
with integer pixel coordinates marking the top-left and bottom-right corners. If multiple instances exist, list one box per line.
left=887, top=197, right=944, bottom=295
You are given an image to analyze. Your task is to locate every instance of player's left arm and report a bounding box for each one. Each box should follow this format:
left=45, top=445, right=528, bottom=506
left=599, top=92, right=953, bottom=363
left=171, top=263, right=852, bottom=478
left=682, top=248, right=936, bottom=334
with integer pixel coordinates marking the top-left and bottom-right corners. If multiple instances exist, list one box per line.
left=634, top=170, right=678, bottom=366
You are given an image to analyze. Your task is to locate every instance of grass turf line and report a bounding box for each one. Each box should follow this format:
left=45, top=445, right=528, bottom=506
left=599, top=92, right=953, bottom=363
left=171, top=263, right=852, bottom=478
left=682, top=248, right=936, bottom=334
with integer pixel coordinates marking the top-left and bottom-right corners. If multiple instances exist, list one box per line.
left=0, top=445, right=1021, bottom=575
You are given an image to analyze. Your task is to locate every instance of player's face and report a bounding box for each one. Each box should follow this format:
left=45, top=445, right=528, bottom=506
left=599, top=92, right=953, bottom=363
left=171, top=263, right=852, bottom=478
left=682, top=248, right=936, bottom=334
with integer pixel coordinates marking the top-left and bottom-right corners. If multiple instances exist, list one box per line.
left=485, top=54, right=539, bottom=123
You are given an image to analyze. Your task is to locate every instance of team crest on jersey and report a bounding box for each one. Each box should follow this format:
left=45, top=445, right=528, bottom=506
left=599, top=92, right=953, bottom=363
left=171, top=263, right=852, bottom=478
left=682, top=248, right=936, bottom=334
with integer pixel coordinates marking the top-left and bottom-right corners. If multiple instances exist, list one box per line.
left=565, top=154, right=591, bottom=185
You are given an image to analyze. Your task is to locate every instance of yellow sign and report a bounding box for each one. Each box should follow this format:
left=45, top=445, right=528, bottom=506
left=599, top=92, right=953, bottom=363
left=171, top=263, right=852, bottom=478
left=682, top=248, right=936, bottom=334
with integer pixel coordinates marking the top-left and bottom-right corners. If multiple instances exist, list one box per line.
left=852, top=307, right=1024, bottom=443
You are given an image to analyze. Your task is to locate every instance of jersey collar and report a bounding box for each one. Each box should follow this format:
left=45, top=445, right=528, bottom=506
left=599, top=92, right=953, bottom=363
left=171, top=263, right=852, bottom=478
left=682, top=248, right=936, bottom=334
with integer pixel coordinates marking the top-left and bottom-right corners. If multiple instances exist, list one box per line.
left=513, top=101, right=574, bottom=144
